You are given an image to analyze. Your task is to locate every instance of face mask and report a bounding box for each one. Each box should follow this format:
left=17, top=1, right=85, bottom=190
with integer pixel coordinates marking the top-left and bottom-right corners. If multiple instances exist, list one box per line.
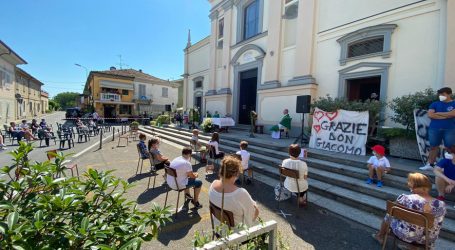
left=439, top=95, right=447, bottom=102
left=445, top=152, right=454, bottom=160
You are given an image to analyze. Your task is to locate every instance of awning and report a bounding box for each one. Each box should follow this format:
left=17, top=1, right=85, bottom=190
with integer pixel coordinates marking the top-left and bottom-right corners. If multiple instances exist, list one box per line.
left=100, top=80, right=134, bottom=90
left=94, top=100, right=135, bottom=105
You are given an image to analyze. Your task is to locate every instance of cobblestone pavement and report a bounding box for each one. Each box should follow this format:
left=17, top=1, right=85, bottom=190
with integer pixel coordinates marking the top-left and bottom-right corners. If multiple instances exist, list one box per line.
left=66, top=136, right=382, bottom=250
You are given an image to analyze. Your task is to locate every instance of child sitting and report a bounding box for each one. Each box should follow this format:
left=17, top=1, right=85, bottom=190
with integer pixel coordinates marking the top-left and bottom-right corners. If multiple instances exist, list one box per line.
left=366, top=145, right=391, bottom=188
left=148, top=138, right=170, bottom=170
left=191, top=129, right=206, bottom=163
left=137, top=134, right=150, bottom=159
left=236, top=141, right=252, bottom=185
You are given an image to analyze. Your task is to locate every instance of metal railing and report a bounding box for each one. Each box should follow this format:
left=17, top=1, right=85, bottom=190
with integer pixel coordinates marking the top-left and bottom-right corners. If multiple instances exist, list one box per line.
left=197, top=220, right=277, bottom=250
left=100, top=93, right=121, bottom=102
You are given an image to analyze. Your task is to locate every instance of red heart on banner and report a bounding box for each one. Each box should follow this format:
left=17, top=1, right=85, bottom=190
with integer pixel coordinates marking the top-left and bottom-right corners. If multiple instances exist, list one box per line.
left=314, top=111, right=325, bottom=122
left=326, top=111, right=338, bottom=121
left=313, top=125, right=321, bottom=133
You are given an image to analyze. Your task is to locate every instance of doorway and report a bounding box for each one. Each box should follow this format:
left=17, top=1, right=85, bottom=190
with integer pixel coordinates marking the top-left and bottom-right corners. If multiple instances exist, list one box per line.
left=195, top=96, right=202, bottom=110
left=104, top=104, right=116, bottom=118
left=346, top=76, right=381, bottom=101
left=238, top=68, right=258, bottom=125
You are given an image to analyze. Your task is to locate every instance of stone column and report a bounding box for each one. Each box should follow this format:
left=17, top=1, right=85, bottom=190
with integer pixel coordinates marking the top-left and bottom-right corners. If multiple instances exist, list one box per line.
left=445, top=0, right=455, bottom=88
left=206, top=10, right=219, bottom=96
left=263, top=0, right=282, bottom=87
left=219, top=6, right=233, bottom=95
left=288, top=0, right=316, bottom=85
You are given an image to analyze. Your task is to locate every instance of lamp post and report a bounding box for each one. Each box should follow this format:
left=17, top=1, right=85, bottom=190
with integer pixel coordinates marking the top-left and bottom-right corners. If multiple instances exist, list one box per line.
left=74, top=63, right=88, bottom=78
left=75, top=63, right=91, bottom=111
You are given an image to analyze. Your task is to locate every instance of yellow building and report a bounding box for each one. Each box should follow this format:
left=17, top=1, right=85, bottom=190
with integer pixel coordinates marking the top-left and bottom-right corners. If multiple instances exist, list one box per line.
left=0, top=40, right=27, bottom=125
left=15, top=67, right=45, bottom=119
left=83, top=67, right=135, bottom=118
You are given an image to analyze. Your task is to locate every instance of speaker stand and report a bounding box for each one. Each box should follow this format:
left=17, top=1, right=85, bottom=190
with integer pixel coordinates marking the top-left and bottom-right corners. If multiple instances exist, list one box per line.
left=294, top=113, right=310, bottom=146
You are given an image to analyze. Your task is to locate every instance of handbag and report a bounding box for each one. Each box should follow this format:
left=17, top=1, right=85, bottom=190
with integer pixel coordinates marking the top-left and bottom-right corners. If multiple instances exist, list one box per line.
left=274, top=183, right=291, bottom=201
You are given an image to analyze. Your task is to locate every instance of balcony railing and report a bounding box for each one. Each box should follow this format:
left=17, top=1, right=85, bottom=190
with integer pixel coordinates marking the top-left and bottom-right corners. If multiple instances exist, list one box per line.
left=100, top=93, right=121, bottom=102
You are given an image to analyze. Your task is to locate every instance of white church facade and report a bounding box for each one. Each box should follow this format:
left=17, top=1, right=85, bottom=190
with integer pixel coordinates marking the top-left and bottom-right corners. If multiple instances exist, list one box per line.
left=183, top=0, right=455, bottom=134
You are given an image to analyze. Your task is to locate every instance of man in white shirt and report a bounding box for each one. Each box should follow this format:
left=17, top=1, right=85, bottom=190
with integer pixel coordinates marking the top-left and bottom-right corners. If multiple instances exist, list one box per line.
left=167, top=147, right=203, bottom=208
left=236, top=141, right=252, bottom=185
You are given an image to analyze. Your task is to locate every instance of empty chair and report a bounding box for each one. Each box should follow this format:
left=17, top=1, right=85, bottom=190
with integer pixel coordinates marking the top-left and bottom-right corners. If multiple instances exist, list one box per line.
left=46, top=149, right=80, bottom=180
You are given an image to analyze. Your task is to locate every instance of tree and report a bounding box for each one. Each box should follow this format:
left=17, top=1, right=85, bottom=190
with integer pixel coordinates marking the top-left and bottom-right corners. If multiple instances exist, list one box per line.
left=52, top=92, right=80, bottom=110
left=0, top=142, right=171, bottom=249
left=48, top=100, right=60, bottom=111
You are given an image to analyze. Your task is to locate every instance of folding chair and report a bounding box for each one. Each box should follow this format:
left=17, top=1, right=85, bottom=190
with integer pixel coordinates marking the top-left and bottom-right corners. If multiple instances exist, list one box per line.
left=136, top=144, right=149, bottom=175
left=117, top=133, right=129, bottom=147
left=46, top=149, right=80, bottom=180
left=190, top=140, right=205, bottom=164
left=278, top=166, right=307, bottom=209
left=164, top=166, right=189, bottom=215
left=146, top=154, right=159, bottom=190
left=382, top=200, right=434, bottom=250
left=209, top=201, right=235, bottom=239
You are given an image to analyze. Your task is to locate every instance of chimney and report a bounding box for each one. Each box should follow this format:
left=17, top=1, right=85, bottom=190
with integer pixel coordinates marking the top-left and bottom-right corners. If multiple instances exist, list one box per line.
left=110, top=66, right=116, bottom=71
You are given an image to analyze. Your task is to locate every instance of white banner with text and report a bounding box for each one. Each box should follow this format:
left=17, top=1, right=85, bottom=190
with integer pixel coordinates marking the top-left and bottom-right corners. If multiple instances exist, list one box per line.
left=309, top=108, right=369, bottom=155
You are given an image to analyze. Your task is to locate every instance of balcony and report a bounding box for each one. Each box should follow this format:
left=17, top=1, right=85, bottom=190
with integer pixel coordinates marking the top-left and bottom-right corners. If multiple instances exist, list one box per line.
left=100, top=93, right=121, bottom=102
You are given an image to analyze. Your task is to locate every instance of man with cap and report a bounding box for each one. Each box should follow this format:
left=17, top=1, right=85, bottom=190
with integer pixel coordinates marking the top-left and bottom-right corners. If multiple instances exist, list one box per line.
left=366, top=145, right=391, bottom=188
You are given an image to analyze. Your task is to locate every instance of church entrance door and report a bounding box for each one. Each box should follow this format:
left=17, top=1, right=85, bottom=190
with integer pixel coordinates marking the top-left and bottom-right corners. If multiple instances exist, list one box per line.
left=238, top=68, right=258, bottom=125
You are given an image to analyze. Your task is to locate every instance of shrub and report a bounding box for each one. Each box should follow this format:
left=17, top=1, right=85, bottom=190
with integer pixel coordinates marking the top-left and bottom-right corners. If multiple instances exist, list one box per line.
left=312, top=95, right=386, bottom=136
left=0, top=142, right=171, bottom=249
left=389, top=88, right=439, bottom=131
left=378, top=127, right=416, bottom=140
left=155, top=115, right=170, bottom=125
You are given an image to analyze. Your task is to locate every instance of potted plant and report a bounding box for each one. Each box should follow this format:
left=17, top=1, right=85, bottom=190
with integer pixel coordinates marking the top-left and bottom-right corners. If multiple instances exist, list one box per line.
left=201, top=118, right=213, bottom=133
left=130, top=121, right=140, bottom=131
left=385, top=88, right=439, bottom=160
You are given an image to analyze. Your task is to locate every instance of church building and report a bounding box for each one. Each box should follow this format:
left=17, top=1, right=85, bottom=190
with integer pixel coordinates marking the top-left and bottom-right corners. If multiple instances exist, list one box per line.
left=183, top=0, right=455, bottom=135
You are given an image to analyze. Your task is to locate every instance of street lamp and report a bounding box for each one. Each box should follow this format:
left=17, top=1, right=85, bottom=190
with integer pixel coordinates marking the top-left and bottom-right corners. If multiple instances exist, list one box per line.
left=74, top=63, right=88, bottom=78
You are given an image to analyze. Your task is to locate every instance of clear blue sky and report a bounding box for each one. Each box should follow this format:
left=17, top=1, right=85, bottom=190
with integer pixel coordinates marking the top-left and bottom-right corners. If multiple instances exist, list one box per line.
left=0, top=0, right=210, bottom=98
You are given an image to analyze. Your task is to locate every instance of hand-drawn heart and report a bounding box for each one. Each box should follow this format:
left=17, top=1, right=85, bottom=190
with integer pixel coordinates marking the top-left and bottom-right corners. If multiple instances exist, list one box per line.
left=313, top=111, right=325, bottom=122
left=313, top=125, right=321, bottom=133
left=326, top=111, right=338, bottom=121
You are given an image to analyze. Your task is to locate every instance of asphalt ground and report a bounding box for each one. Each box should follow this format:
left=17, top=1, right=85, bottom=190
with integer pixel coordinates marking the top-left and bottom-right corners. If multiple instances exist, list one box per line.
left=66, top=136, right=383, bottom=250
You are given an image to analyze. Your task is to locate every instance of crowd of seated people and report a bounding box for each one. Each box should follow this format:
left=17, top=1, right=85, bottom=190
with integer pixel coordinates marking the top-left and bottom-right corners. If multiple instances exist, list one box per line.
left=134, top=128, right=450, bottom=247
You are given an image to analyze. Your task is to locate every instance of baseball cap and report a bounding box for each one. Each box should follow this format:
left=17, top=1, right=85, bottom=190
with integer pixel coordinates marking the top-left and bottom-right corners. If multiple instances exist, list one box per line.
left=371, top=145, right=386, bottom=156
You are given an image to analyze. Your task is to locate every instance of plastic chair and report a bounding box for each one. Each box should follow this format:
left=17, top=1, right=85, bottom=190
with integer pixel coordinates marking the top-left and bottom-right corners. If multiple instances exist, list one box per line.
left=164, top=166, right=188, bottom=215
left=382, top=200, right=434, bottom=250
left=278, top=166, right=307, bottom=209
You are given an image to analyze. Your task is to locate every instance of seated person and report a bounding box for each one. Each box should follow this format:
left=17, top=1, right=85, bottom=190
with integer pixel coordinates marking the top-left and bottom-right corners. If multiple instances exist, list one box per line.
left=281, top=144, right=309, bottom=206
left=434, top=145, right=455, bottom=202
left=236, top=141, right=252, bottom=185
left=39, top=119, right=49, bottom=130
left=167, top=147, right=203, bottom=209
left=8, top=122, right=30, bottom=142
left=75, top=118, right=89, bottom=132
left=270, top=109, right=291, bottom=139
left=148, top=138, right=170, bottom=170
left=0, top=134, right=6, bottom=150
left=298, top=147, right=308, bottom=160
left=137, top=134, right=150, bottom=159
left=191, top=129, right=206, bottom=163
left=19, top=120, right=29, bottom=130
left=30, top=119, right=40, bottom=134
left=213, top=111, right=220, bottom=118
left=209, top=155, right=259, bottom=227
left=365, top=145, right=391, bottom=188
left=208, top=132, right=225, bottom=159
left=374, top=173, right=446, bottom=247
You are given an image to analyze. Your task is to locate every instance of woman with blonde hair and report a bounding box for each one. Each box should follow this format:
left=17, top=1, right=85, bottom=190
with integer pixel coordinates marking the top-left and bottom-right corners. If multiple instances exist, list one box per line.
left=373, top=173, right=446, bottom=247
left=208, top=155, right=259, bottom=227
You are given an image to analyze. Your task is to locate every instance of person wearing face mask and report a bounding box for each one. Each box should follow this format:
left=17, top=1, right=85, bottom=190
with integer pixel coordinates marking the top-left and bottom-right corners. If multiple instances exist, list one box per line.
left=366, top=145, right=391, bottom=188
left=434, top=145, right=455, bottom=205
left=420, top=87, right=455, bottom=171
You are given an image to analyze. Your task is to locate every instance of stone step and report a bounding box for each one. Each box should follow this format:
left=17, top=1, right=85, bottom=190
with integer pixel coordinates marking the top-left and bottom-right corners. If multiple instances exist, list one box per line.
left=140, top=126, right=455, bottom=241
left=142, top=126, right=455, bottom=204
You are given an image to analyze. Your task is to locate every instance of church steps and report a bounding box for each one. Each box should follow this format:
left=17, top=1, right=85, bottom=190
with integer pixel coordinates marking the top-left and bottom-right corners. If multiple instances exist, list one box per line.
left=139, top=126, right=455, bottom=241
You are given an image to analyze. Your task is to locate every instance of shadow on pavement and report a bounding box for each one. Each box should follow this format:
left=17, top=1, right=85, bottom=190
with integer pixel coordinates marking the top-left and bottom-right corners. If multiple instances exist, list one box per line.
left=137, top=184, right=167, bottom=204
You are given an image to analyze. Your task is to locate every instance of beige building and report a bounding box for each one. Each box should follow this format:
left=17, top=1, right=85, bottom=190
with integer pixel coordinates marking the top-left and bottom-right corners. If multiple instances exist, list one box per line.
left=0, top=40, right=27, bottom=125
left=15, top=67, right=46, bottom=119
left=184, top=0, right=455, bottom=134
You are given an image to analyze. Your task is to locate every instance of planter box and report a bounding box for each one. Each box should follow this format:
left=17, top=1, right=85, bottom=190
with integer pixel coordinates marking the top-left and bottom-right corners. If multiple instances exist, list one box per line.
left=389, top=137, right=420, bottom=160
